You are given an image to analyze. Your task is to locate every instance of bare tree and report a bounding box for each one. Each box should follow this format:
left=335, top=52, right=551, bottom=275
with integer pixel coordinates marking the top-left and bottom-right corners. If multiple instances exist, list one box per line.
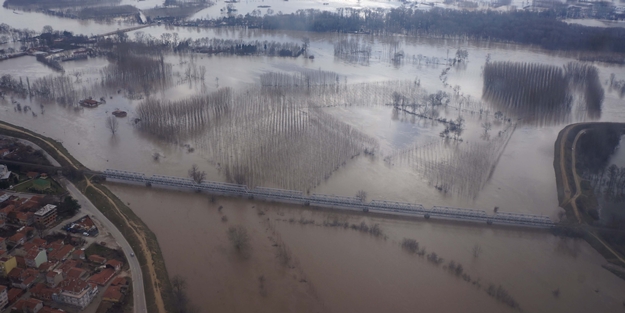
left=171, top=275, right=199, bottom=313
left=188, top=164, right=206, bottom=184
left=227, top=225, right=250, bottom=252
left=106, top=116, right=118, bottom=135
left=472, top=244, right=482, bottom=258
left=356, top=190, right=367, bottom=202
left=481, top=122, right=492, bottom=135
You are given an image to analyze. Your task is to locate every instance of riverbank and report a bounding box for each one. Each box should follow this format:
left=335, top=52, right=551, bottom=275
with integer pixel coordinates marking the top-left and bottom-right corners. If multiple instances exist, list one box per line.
left=553, top=122, right=625, bottom=269
left=0, top=120, right=173, bottom=313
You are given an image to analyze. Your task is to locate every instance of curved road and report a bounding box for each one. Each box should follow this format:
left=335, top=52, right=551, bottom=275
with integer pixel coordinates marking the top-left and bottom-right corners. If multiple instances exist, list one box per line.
left=61, top=178, right=147, bottom=313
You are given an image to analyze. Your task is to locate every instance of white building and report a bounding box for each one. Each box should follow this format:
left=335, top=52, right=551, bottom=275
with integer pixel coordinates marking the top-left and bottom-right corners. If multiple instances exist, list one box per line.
left=0, top=165, right=10, bottom=181
left=55, top=279, right=98, bottom=309
left=0, top=285, right=7, bottom=309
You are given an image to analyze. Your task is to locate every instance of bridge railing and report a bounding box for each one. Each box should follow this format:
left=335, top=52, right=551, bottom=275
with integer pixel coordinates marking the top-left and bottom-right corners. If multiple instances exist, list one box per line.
left=102, top=169, right=554, bottom=228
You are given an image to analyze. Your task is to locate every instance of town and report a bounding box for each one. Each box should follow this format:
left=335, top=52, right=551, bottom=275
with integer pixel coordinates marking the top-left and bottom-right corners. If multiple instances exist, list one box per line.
left=0, top=137, right=130, bottom=313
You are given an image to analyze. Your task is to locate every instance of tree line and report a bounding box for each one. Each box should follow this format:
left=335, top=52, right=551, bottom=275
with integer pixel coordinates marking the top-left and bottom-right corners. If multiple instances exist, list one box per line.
left=198, top=8, right=625, bottom=53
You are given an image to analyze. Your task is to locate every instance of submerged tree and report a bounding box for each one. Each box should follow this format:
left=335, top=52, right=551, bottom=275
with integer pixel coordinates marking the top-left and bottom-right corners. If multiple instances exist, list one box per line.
left=227, top=225, right=250, bottom=252
left=188, top=164, right=206, bottom=184
left=106, top=116, right=118, bottom=135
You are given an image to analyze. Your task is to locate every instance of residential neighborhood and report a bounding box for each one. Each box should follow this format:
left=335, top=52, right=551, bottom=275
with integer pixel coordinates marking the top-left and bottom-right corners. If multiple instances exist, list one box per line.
left=0, top=190, right=131, bottom=313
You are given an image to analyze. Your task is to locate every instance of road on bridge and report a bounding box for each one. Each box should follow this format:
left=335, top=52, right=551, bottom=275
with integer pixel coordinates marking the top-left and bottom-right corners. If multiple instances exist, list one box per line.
left=61, top=177, right=147, bottom=313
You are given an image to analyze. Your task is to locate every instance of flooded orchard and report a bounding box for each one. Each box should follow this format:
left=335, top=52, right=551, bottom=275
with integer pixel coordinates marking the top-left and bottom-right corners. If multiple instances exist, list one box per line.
left=2, top=17, right=625, bottom=313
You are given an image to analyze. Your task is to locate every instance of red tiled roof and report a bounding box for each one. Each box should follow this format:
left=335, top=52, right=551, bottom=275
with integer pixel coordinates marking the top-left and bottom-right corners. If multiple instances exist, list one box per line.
left=22, top=242, right=37, bottom=251
left=30, top=283, right=59, bottom=301
left=110, top=276, right=128, bottom=286
left=58, top=259, right=80, bottom=273
left=32, top=238, right=46, bottom=247
left=15, top=256, right=25, bottom=268
left=38, top=261, right=57, bottom=272
left=17, top=227, right=34, bottom=235
left=103, top=285, right=123, bottom=302
left=8, top=232, right=25, bottom=242
left=88, top=254, right=106, bottom=264
left=40, top=307, right=65, bottom=313
left=7, top=288, right=22, bottom=302
left=8, top=268, right=22, bottom=280
left=66, top=267, right=86, bottom=279
left=46, top=240, right=64, bottom=250
left=88, top=268, right=115, bottom=286
left=25, top=248, right=43, bottom=260
left=106, top=259, right=123, bottom=269
left=12, top=299, right=26, bottom=310
left=1, top=205, right=15, bottom=215
left=48, top=245, right=74, bottom=262
left=25, top=298, right=43, bottom=309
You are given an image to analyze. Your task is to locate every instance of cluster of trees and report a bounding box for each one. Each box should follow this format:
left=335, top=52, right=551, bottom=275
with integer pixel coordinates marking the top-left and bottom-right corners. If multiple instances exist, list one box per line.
left=3, top=0, right=120, bottom=8
left=136, top=82, right=378, bottom=190
left=389, top=123, right=515, bottom=198
left=260, top=70, right=340, bottom=87
left=564, top=62, right=604, bottom=119
left=136, top=88, right=231, bottom=140
left=483, top=61, right=604, bottom=125
left=100, top=52, right=171, bottom=97
left=609, top=74, right=625, bottom=98
left=577, top=124, right=623, bottom=174
left=177, top=38, right=304, bottom=57
left=483, top=61, right=569, bottom=122
left=204, top=8, right=625, bottom=53
left=334, top=38, right=371, bottom=65
left=30, top=75, right=81, bottom=106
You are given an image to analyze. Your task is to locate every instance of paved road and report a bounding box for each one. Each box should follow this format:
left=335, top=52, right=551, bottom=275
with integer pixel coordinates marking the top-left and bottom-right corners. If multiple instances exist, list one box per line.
left=60, top=178, right=147, bottom=313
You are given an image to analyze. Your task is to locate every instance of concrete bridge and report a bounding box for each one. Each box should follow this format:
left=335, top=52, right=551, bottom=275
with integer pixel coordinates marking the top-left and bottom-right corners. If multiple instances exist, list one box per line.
left=103, top=169, right=555, bottom=229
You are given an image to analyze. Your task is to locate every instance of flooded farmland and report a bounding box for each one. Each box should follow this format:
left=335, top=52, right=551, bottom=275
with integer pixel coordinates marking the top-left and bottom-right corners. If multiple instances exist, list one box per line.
left=2, top=6, right=625, bottom=312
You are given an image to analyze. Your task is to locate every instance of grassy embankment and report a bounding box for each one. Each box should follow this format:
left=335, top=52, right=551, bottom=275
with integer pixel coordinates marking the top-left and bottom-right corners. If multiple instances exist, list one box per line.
left=554, top=122, right=625, bottom=268
left=0, top=120, right=174, bottom=313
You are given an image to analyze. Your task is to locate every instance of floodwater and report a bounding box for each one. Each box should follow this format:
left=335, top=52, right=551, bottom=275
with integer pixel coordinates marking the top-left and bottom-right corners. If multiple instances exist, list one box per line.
left=2, top=17, right=625, bottom=312
left=0, top=6, right=135, bottom=36
left=108, top=183, right=625, bottom=313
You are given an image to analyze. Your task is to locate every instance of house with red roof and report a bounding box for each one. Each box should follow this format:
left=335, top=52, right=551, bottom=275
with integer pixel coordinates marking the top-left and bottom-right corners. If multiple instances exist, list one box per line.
left=110, top=276, right=128, bottom=286
left=103, top=285, right=124, bottom=303
left=71, top=249, right=85, bottom=260
left=87, top=268, right=115, bottom=286
left=15, top=212, right=34, bottom=226
left=30, top=283, right=60, bottom=302
left=66, top=267, right=88, bottom=280
left=12, top=297, right=43, bottom=313
left=55, top=278, right=98, bottom=309
left=25, top=248, right=47, bottom=268
left=0, top=205, right=14, bottom=219
left=87, top=254, right=106, bottom=265
left=46, top=269, right=63, bottom=288
left=106, top=259, right=123, bottom=272
left=47, top=245, right=74, bottom=263
left=39, top=307, right=65, bottom=313
left=6, top=288, right=23, bottom=304
left=7, top=233, right=25, bottom=248
left=8, top=268, right=39, bottom=289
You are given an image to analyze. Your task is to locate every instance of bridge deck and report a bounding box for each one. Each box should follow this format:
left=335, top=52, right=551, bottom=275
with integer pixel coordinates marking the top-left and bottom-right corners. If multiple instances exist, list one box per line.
left=103, top=169, right=554, bottom=229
